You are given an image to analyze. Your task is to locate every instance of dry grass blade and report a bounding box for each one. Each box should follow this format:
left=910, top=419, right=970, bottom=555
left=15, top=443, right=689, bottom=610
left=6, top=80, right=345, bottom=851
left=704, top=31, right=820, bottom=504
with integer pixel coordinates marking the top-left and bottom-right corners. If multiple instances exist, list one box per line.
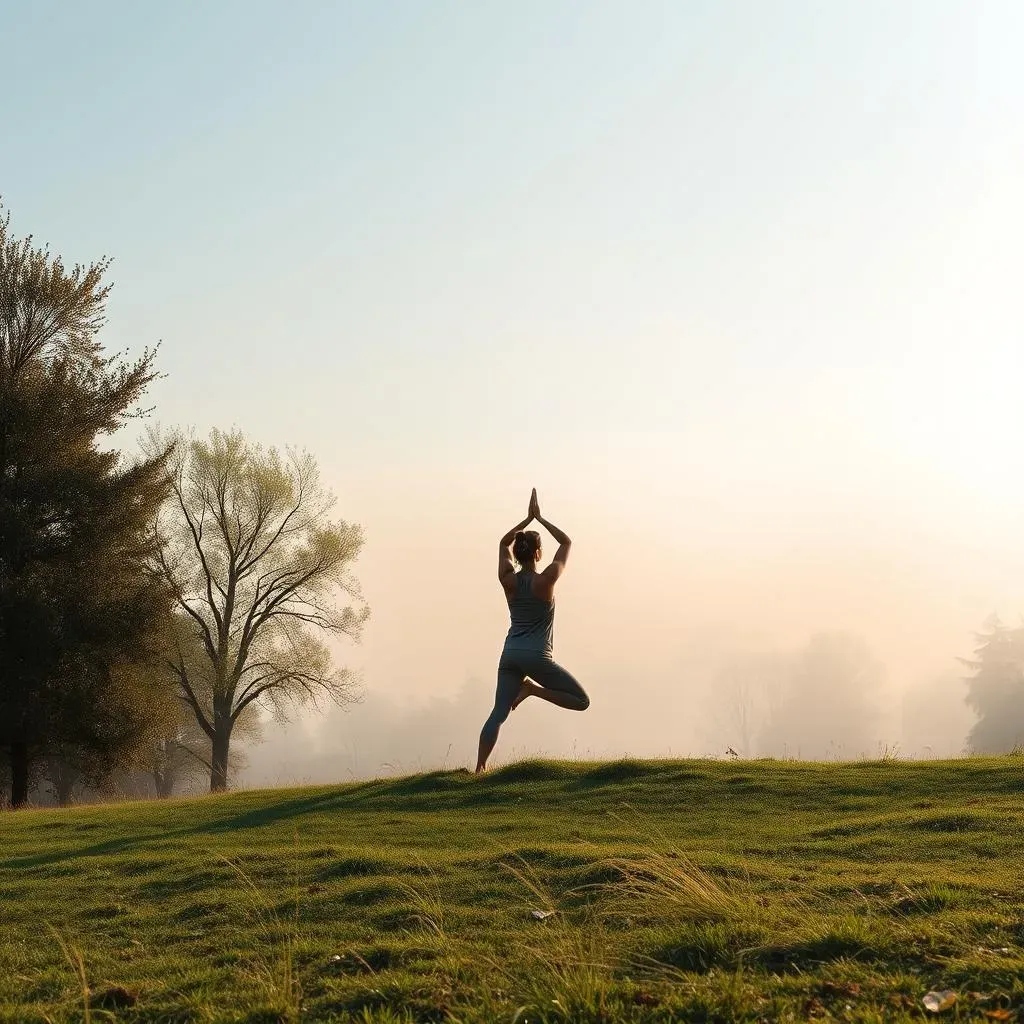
left=492, top=850, right=623, bottom=1019
left=598, top=806, right=757, bottom=929
left=220, top=852, right=303, bottom=1021
left=394, top=860, right=446, bottom=938
left=603, top=848, right=749, bottom=921
left=497, top=854, right=561, bottom=915
left=46, top=925, right=92, bottom=1024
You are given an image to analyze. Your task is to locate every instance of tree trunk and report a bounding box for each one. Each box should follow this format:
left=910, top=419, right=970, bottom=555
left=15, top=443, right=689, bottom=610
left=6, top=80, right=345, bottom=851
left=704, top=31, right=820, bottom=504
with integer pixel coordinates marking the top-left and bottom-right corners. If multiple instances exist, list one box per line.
left=155, top=765, right=176, bottom=799
left=210, top=727, right=230, bottom=793
left=11, top=741, right=29, bottom=809
left=56, top=767, right=76, bottom=807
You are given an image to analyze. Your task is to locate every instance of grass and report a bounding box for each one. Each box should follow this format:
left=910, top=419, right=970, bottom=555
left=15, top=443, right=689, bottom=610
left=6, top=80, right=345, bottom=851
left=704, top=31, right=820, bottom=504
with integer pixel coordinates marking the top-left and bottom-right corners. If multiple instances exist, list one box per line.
left=1, top=757, right=1023, bottom=1022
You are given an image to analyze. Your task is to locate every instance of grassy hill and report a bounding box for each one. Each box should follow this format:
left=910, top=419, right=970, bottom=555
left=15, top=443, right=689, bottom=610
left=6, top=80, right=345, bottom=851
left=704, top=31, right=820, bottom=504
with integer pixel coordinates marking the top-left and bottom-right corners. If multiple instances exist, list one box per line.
left=1, top=757, right=1023, bottom=1023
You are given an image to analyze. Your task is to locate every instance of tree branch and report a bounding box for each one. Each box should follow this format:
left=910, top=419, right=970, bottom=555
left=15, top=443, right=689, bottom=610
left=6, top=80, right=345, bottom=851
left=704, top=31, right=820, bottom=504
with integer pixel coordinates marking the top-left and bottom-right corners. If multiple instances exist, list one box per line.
left=167, top=657, right=215, bottom=739
left=175, top=474, right=226, bottom=635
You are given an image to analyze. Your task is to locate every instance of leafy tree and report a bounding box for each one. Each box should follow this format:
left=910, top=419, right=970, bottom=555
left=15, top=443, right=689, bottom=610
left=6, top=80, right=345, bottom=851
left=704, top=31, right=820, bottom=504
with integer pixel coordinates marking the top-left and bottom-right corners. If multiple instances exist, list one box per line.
left=35, top=622, right=240, bottom=804
left=0, top=206, right=172, bottom=807
left=142, top=641, right=261, bottom=798
left=150, top=428, right=368, bottom=791
left=962, top=617, right=1024, bottom=754
left=148, top=716, right=215, bottom=799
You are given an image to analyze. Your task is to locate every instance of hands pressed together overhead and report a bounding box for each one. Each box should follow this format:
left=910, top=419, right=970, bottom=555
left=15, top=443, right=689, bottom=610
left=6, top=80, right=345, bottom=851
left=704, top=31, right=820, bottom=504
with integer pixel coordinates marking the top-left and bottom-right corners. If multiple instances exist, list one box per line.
left=501, top=487, right=569, bottom=550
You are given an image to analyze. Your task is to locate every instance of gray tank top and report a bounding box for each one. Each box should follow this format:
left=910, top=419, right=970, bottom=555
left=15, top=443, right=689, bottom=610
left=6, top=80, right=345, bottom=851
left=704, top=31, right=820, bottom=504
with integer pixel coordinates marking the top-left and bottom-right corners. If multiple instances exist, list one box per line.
left=504, top=570, right=555, bottom=654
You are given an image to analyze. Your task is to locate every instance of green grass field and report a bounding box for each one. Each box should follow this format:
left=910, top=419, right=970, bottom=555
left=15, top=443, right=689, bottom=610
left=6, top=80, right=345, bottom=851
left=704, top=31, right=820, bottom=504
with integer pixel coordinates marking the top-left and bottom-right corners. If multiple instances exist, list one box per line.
left=1, top=758, right=1023, bottom=1023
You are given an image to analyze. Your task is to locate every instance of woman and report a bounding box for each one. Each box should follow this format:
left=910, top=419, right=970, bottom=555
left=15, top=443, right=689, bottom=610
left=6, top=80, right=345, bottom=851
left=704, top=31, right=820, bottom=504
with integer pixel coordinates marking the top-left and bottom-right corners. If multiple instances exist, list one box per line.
left=476, top=488, right=590, bottom=773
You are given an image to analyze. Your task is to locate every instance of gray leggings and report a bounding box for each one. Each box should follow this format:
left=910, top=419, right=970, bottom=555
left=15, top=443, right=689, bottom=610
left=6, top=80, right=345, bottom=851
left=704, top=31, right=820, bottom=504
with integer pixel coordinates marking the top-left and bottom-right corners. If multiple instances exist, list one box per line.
left=480, top=649, right=590, bottom=747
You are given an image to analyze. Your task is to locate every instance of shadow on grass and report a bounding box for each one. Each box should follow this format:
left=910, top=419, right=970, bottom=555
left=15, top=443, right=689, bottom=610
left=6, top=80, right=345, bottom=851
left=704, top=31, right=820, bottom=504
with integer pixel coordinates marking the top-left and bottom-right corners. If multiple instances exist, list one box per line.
left=1, top=772, right=486, bottom=869
left=4, top=757, right=1024, bottom=872
left=577, top=760, right=658, bottom=786
left=750, top=926, right=958, bottom=974
left=754, top=932, right=881, bottom=971
left=653, top=921, right=767, bottom=973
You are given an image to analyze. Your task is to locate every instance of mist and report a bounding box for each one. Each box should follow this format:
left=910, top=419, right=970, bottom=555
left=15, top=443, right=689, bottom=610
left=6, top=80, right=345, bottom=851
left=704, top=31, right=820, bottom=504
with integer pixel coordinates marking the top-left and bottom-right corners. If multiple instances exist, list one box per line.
left=237, top=467, right=1005, bottom=786
left=5, top=0, right=1016, bottom=790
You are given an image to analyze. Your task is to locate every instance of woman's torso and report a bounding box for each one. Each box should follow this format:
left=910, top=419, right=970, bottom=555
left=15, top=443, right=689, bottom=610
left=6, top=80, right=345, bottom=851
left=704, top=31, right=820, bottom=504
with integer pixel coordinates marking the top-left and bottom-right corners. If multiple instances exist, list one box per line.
left=503, top=570, right=555, bottom=655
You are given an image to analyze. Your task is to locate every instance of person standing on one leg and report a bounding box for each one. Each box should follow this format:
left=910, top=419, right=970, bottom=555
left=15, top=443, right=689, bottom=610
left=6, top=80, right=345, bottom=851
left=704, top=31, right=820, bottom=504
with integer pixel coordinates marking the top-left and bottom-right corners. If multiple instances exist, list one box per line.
left=476, top=488, right=590, bottom=773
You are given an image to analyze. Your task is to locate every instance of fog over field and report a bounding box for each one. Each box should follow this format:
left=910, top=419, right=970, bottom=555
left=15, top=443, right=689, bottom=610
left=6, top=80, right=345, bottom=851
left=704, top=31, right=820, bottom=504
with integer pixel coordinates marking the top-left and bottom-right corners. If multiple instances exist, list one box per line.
left=5, top=2, right=1021, bottom=790
left=237, top=464, right=1003, bottom=784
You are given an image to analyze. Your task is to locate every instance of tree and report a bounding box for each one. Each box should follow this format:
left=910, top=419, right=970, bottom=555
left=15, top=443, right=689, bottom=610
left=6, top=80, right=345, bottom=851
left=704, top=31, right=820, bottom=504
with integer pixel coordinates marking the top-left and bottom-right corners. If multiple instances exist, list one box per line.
left=141, top=635, right=262, bottom=798
left=962, top=617, right=1024, bottom=754
left=900, top=672, right=973, bottom=759
left=704, top=652, right=789, bottom=757
left=148, top=716, right=215, bottom=799
left=150, top=428, right=368, bottom=791
left=0, top=206, right=173, bottom=807
left=757, top=633, right=885, bottom=760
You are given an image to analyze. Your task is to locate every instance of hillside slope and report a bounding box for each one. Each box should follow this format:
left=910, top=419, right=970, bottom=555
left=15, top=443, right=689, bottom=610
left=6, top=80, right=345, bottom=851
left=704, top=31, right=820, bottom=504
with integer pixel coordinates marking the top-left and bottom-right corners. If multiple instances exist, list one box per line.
left=2, top=758, right=1022, bottom=1022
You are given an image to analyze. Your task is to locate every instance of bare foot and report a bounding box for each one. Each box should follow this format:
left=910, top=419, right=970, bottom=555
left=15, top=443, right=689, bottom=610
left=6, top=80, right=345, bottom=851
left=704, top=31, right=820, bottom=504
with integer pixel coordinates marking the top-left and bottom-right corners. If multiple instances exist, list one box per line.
left=511, top=681, right=533, bottom=711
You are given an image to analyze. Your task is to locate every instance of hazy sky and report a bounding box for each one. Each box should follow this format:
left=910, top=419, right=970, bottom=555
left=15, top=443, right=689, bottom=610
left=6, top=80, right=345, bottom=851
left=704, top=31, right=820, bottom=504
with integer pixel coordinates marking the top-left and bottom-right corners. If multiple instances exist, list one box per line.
left=4, top=1, right=1022, bottom=776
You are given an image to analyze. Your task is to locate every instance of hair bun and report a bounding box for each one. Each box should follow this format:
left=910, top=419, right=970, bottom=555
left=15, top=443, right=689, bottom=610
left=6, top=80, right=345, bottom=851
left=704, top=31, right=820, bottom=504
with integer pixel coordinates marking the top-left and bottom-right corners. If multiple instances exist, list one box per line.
left=512, top=529, right=540, bottom=565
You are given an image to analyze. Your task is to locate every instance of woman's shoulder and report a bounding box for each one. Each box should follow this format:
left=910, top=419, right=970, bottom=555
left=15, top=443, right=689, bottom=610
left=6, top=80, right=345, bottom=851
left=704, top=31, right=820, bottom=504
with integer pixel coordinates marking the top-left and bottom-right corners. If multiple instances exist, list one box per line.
left=502, top=570, right=525, bottom=599
left=528, top=572, right=555, bottom=603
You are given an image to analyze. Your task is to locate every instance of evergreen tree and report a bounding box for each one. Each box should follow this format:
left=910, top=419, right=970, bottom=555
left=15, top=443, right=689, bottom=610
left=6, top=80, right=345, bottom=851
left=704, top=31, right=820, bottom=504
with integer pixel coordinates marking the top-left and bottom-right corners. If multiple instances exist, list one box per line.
left=962, top=617, right=1024, bottom=754
left=0, top=206, right=173, bottom=807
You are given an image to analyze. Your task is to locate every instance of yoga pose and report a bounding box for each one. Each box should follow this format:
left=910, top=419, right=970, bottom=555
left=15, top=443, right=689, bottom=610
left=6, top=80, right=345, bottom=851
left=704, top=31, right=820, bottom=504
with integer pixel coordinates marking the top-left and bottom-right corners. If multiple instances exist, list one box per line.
left=476, top=488, right=590, bottom=773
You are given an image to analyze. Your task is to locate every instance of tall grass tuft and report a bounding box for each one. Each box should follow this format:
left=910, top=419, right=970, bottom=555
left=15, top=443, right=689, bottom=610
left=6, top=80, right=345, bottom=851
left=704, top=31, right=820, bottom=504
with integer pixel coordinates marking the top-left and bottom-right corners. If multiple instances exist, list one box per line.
left=497, top=856, right=618, bottom=1024
left=222, top=836, right=303, bottom=1022
left=394, top=861, right=446, bottom=940
left=600, top=807, right=756, bottom=924
left=47, top=924, right=92, bottom=1024
left=393, top=859, right=465, bottom=998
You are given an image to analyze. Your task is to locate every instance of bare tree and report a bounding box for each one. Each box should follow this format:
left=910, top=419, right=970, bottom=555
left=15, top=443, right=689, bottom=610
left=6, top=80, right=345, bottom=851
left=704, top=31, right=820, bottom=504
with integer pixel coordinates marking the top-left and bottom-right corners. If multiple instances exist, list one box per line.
left=145, top=714, right=258, bottom=797
left=150, top=428, right=368, bottom=791
left=148, top=716, right=216, bottom=799
left=759, top=633, right=885, bottom=760
left=704, top=652, right=788, bottom=757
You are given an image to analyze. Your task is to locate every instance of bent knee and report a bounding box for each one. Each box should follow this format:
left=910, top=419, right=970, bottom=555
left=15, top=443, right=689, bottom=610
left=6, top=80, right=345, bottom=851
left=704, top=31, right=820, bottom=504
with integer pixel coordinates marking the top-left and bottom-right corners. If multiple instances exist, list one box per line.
left=577, top=694, right=590, bottom=711
left=485, top=709, right=510, bottom=731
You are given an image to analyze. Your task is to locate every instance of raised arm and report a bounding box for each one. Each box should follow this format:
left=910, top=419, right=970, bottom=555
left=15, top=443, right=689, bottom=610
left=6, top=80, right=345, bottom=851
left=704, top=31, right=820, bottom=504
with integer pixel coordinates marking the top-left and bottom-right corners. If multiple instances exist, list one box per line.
left=498, top=511, right=533, bottom=585
left=535, top=494, right=571, bottom=586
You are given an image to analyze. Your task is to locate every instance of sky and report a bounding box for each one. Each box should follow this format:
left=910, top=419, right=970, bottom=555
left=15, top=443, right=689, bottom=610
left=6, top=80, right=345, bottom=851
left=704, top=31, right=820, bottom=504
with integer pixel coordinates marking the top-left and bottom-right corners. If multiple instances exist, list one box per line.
left=3, top=0, right=1023, bottom=779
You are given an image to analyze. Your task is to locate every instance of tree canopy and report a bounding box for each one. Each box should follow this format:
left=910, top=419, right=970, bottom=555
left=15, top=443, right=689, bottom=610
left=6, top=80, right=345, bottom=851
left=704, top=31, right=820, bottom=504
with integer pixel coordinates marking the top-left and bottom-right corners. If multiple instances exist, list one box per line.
left=962, top=617, right=1024, bottom=754
left=150, top=427, right=369, bottom=791
left=0, top=207, right=174, bottom=807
